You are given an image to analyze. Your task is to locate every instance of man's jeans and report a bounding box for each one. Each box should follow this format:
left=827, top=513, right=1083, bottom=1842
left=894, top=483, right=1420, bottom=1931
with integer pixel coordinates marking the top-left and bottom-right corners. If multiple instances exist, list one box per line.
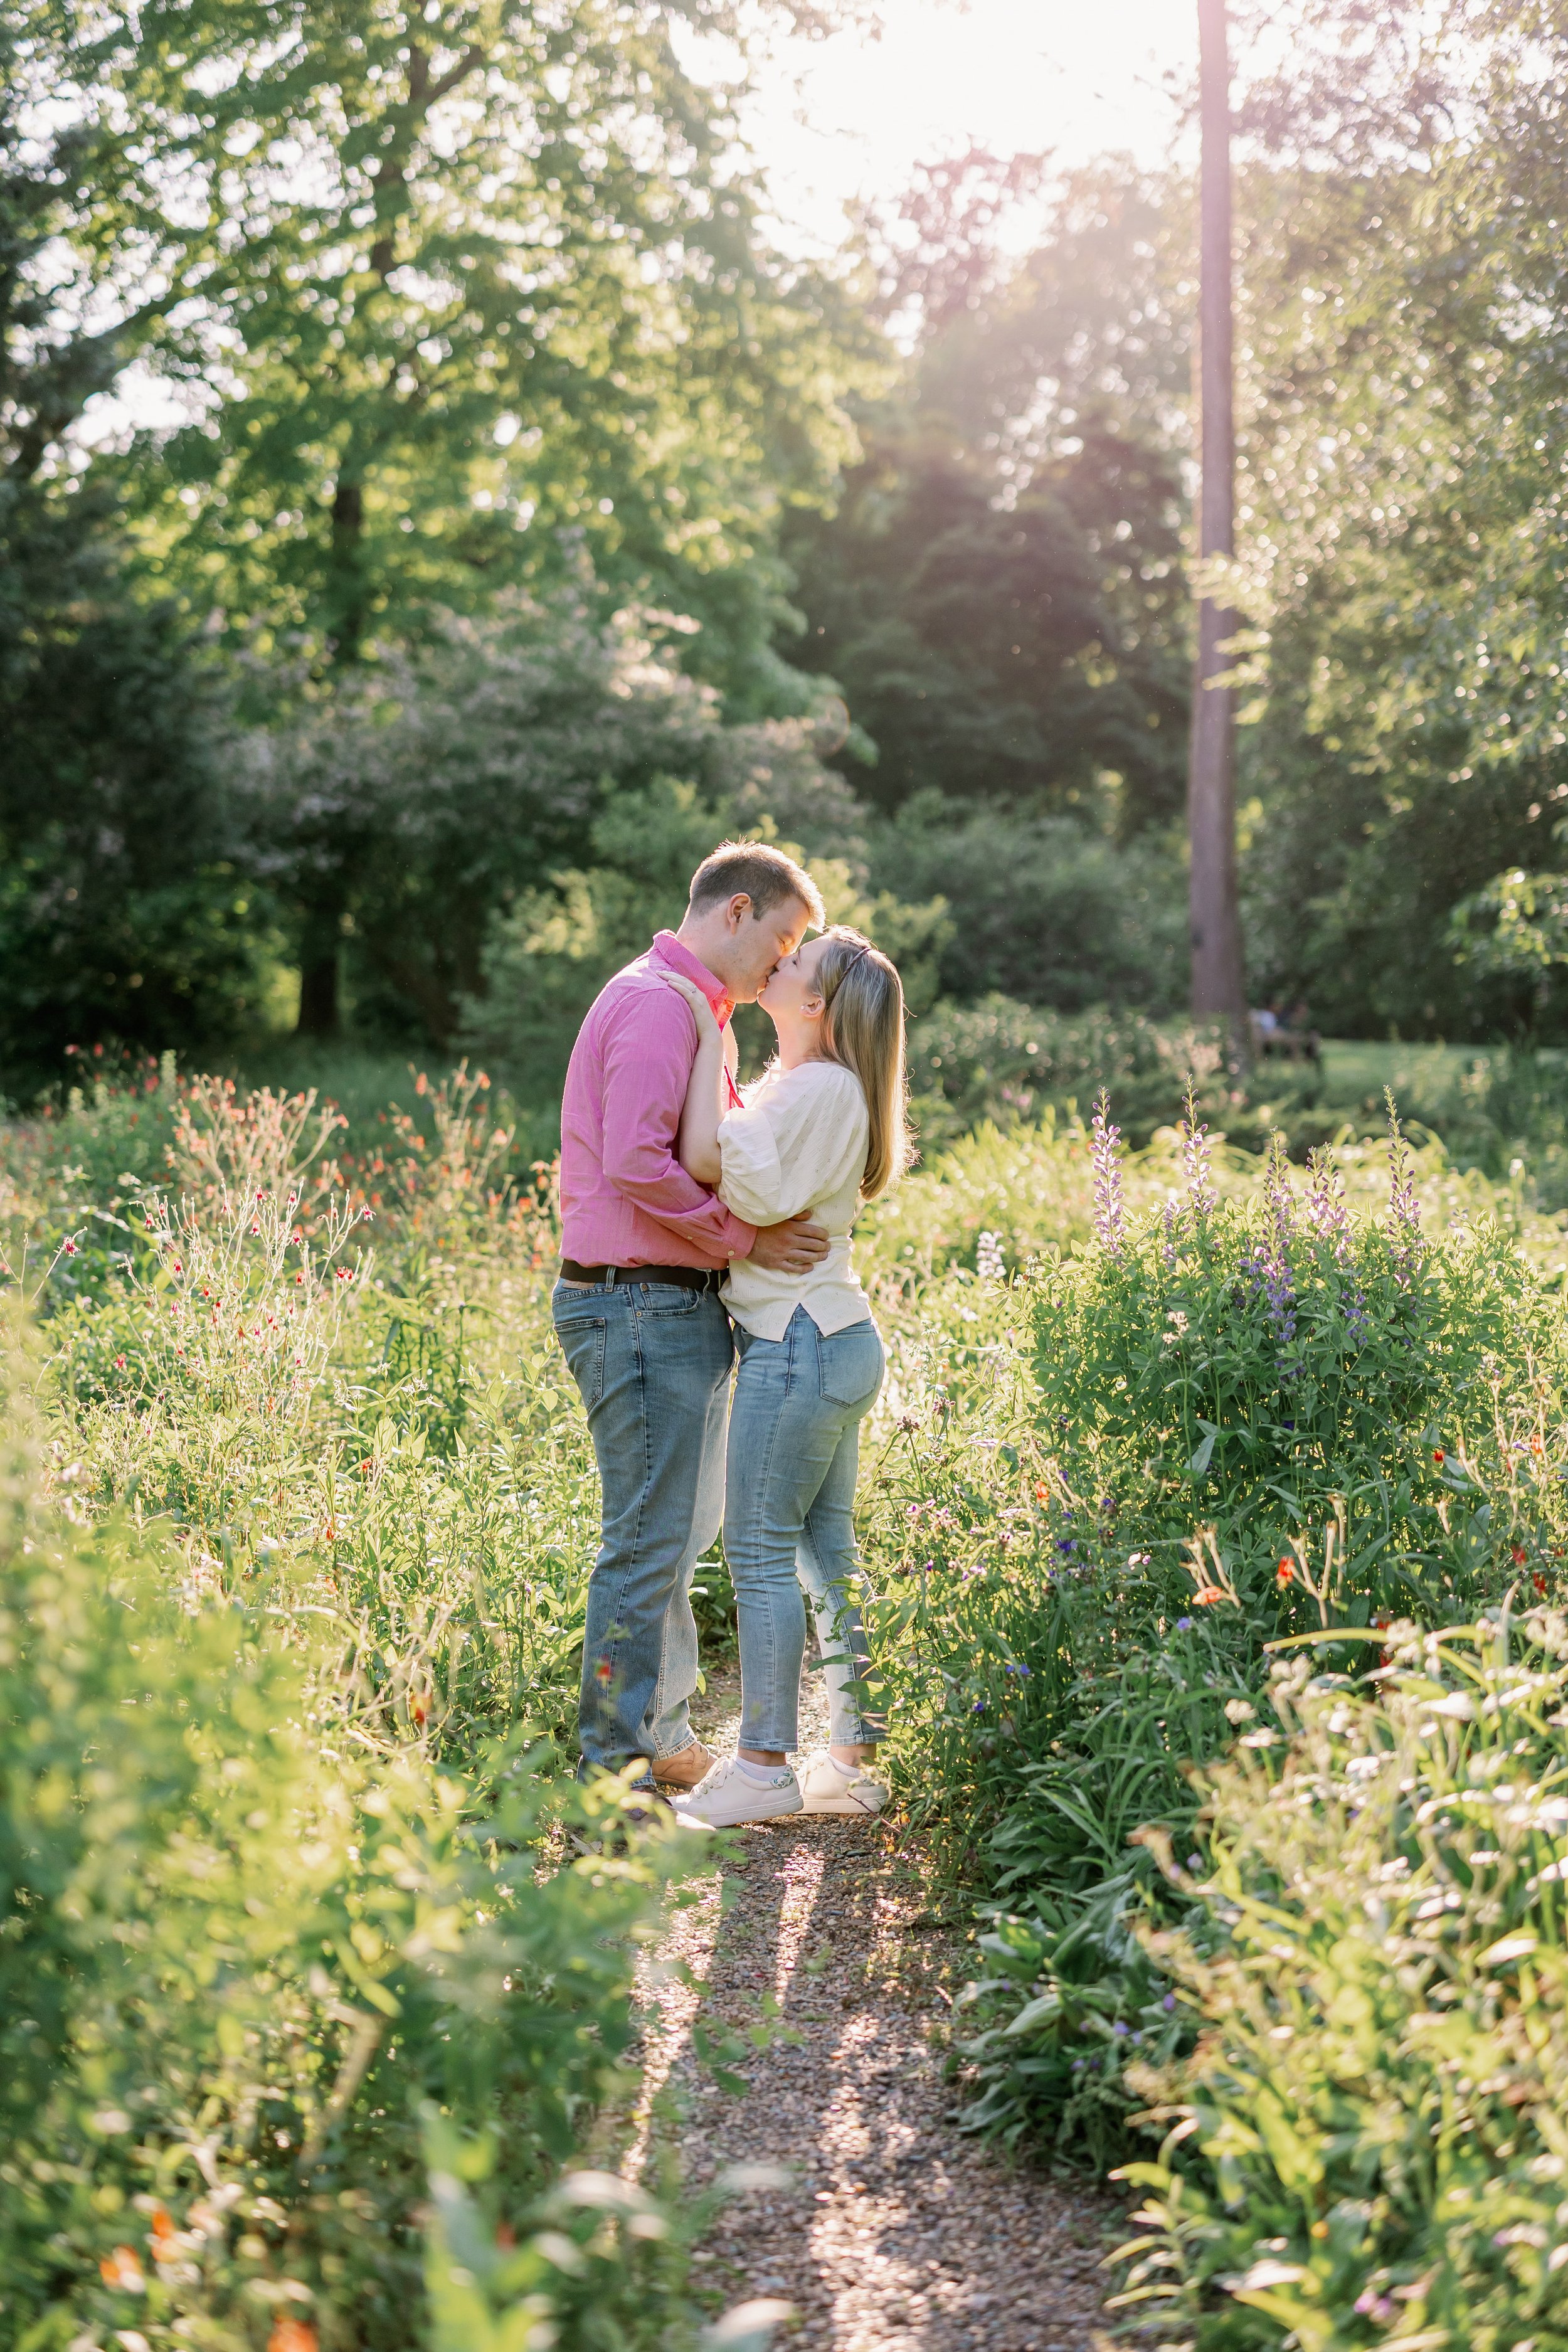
left=725, top=1306, right=884, bottom=1753
left=553, top=1278, right=733, bottom=1776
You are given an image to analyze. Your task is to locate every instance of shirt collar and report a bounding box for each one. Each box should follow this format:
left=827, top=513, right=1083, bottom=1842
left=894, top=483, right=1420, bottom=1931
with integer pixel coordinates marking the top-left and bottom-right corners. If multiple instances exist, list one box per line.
left=650, top=930, right=733, bottom=1027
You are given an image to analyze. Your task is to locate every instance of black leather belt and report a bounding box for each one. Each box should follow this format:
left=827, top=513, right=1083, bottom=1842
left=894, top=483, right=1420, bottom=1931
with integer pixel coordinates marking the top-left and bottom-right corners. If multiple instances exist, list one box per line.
left=559, top=1259, right=724, bottom=1293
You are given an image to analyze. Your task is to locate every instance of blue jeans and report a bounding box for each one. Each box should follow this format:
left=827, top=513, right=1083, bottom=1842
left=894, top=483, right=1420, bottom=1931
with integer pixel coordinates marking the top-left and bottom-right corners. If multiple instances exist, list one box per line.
left=725, top=1307, right=885, bottom=1753
left=552, top=1278, right=733, bottom=1777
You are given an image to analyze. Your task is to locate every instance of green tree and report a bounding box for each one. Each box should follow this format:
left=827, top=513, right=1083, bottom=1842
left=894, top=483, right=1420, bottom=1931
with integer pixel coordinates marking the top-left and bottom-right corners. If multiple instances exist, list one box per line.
left=784, top=162, right=1192, bottom=832
left=12, top=0, right=869, bottom=1030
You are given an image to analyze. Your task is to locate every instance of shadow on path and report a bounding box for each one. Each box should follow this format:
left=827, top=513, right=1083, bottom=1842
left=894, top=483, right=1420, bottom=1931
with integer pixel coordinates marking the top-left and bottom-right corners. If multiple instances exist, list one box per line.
left=625, top=1668, right=1115, bottom=2352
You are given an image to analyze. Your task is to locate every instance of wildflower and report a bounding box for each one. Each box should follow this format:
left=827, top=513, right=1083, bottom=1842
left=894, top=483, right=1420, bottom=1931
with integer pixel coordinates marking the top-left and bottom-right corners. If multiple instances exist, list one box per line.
left=1180, top=1079, right=1218, bottom=1224
left=336, top=1267, right=353, bottom=1283
left=1194, top=1588, right=1224, bottom=1606
left=977, top=1229, right=1006, bottom=1281
left=1276, top=1559, right=1295, bottom=1587
left=114, top=1354, right=126, bottom=1370
left=63, top=1238, right=78, bottom=1256
left=268, top=2324, right=319, bottom=2352
left=1535, top=1572, right=1549, bottom=1596
left=1433, top=1448, right=1445, bottom=1466
left=1161, top=1992, right=1177, bottom=2012
left=1513, top=1545, right=1528, bottom=1566
left=1175, top=1616, right=1193, bottom=1632
left=1532, top=1434, right=1545, bottom=1458
left=295, top=1272, right=305, bottom=1285
left=1090, top=1089, right=1126, bottom=1257
left=100, top=2245, right=145, bottom=2291
left=149, top=2205, right=179, bottom=2261
left=1385, top=1090, right=1424, bottom=1288
left=593, top=1656, right=613, bottom=1686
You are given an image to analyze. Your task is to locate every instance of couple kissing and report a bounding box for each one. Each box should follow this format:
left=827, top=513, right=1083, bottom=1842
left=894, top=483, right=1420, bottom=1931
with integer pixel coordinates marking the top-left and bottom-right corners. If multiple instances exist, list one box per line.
left=551, top=839, right=908, bottom=1826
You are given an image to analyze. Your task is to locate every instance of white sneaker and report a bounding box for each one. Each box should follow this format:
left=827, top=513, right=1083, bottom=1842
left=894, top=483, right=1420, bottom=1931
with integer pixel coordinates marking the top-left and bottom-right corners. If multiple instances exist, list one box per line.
left=672, top=1756, right=803, bottom=1828
left=797, top=1752, right=889, bottom=1816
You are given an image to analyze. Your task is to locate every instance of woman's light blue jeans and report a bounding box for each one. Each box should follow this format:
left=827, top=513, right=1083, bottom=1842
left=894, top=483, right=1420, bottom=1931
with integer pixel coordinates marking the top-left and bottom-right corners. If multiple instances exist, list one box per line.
left=725, top=1306, right=885, bottom=1754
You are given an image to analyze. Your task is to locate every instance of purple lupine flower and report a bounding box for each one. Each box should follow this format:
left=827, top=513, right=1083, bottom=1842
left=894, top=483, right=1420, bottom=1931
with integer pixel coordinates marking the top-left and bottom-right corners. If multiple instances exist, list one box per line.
left=1091, top=1088, right=1127, bottom=1257
left=1308, top=1147, right=1370, bottom=1340
left=1160, top=1197, right=1181, bottom=1274
left=1181, top=1079, right=1218, bottom=1225
left=1385, top=1089, right=1424, bottom=1290
left=1261, top=1133, right=1298, bottom=1354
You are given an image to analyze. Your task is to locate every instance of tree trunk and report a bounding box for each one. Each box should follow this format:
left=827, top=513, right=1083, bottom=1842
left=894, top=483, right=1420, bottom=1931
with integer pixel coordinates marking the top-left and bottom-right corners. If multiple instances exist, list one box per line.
left=1189, top=0, right=1251, bottom=1057
left=330, top=477, right=366, bottom=663
left=295, top=908, right=341, bottom=1037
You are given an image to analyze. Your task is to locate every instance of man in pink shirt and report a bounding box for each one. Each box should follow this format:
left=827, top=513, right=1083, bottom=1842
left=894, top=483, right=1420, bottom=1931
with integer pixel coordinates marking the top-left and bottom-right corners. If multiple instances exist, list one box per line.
left=553, top=841, right=831, bottom=1798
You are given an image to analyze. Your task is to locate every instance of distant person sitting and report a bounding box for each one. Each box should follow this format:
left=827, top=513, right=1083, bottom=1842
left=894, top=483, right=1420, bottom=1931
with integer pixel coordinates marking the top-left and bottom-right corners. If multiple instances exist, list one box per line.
left=1253, top=997, right=1320, bottom=1064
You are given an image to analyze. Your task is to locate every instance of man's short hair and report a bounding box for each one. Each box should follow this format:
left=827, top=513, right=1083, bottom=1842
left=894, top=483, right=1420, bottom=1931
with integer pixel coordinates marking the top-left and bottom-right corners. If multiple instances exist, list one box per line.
left=687, top=840, right=824, bottom=929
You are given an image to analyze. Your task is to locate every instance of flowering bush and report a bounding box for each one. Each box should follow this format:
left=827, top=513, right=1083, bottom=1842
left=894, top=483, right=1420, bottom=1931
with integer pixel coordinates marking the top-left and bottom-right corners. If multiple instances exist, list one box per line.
left=1111, top=1614, right=1568, bottom=2348
left=862, top=1094, right=1568, bottom=2164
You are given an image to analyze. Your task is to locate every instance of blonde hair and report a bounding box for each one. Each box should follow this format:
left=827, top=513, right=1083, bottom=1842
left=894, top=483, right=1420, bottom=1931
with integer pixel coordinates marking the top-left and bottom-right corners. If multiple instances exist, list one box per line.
left=813, top=926, right=911, bottom=1200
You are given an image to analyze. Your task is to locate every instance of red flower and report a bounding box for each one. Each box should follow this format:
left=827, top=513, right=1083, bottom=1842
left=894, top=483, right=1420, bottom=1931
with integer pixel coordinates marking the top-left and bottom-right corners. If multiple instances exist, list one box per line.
left=1535, top=1572, right=1549, bottom=1596
left=1433, top=1448, right=1445, bottom=1465
left=114, top=1355, right=126, bottom=1370
left=63, top=1238, right=78, bottom=1256
left=1513, top=1546, right=1528, bottom=1566
left=1276, top=1559, right=1295, bottom=1587
left=594, top=1656, right=615, bottom=1683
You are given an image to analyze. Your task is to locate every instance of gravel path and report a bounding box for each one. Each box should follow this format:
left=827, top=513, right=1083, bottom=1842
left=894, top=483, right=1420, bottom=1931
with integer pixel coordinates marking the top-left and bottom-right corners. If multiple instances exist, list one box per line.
left=620, top=1665, right=1115, bottom=2351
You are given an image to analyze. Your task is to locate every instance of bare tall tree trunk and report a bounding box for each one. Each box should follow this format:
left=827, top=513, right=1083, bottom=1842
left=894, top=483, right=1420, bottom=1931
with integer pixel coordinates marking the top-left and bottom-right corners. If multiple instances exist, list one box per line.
left=1189, top=0, right=1250, bottom=1055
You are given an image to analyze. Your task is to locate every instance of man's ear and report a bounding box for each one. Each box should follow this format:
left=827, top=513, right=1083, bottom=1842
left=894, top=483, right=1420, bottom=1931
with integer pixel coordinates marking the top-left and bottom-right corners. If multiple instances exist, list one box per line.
left=724, top=892, right=753, bottom=933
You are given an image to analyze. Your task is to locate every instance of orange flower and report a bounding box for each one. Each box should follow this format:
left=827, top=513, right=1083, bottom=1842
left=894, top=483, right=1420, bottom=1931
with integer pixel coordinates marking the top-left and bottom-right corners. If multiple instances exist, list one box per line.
left=100, top=2245, right=145, bottom=2291
left=1034, top=1481, right=1049, bottom=1502
left=149, top=2204, right=179, bottom=2260
left=1194, top=1588, right=1224, bottom=1607
left=1276, top=1559, right=1295, bottom=1587
left=1433, top=1448, right=1445, bottom=1465
left=1532, top=1434, right=1545, bottom=1458
left=268, top=2323, right=319, bottom=2352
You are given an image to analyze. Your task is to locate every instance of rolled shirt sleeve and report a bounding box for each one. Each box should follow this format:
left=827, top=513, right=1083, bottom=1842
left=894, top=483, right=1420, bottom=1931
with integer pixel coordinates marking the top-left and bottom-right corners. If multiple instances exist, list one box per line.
left=600, top=994, right=756, bottom=1259
left=718, top=1062, right=867, bottom=1227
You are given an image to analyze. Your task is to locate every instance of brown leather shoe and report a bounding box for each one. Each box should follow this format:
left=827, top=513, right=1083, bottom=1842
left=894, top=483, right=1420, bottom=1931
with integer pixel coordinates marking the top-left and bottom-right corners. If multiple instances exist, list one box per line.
left=650, top=1741, right=716, bottom=1791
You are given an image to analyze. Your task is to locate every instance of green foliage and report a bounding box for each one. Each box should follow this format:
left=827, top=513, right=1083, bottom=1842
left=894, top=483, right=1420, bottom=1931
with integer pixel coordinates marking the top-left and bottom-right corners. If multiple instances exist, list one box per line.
left=905, top=995, right=1231, bottom=1149
left=0, top=485, right=273, bottom=1097
left=787, top=161, right=1190, bottom=829
left=870, top=795, right=1186, bottom=1015
left=0, top=1313, right=696, bottom=2351
left=14, top=0, right=860, bottom=670
left=861, top=1101, right=1568, bottom=2169
left=1110, top=1617, right=1568, bottom=2349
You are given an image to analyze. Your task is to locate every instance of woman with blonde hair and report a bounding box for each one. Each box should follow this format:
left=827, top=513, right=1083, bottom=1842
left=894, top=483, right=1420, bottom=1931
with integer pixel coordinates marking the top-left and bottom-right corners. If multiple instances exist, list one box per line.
left=657, top=924, right=909, bottom=1826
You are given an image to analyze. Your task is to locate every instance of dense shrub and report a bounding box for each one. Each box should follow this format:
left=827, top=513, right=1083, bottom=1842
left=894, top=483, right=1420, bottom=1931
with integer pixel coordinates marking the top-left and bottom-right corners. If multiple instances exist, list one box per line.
left=862, top=1100, right=1568, bottom=2165
left=906, top=995, right=1236, bottom=1150
left=0, top=1318, right=697, bottom=2351
left=869, top=793, right=1187, bottom=1014
left=1112, top=1618, right=1568, bottom=2348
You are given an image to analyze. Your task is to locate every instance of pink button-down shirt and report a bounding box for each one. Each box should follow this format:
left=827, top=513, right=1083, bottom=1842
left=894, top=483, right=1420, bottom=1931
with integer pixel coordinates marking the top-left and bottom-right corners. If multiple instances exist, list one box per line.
left=558, top=931, right=757, bottom=1271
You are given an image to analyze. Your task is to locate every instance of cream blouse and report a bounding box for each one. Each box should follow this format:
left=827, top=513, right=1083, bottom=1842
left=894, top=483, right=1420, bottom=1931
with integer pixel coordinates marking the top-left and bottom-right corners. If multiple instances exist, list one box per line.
left=718, top=1058, right=874, bottom=1341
